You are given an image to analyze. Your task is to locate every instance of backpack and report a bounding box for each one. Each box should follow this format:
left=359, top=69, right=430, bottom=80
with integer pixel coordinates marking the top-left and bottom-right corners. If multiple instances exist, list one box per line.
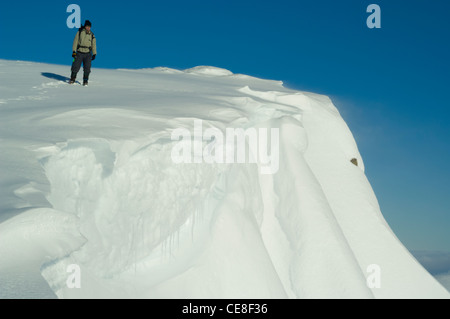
left=76, top=26, right=95, bottom=52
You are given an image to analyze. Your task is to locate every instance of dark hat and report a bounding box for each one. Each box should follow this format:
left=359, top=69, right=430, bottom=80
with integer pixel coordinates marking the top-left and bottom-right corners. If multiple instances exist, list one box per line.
left=84, top=20, right=92, bottom=27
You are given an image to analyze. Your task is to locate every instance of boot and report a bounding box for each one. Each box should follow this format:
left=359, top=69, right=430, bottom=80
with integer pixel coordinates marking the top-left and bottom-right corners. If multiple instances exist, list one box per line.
left=69, top=73, right=76, bottom=84
left=83, top=79, right=88, bottom=86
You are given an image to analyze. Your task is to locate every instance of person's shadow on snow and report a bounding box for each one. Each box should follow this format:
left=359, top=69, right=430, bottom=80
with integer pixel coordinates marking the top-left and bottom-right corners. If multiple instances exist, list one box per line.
left=41, top=72, right=71, bottom=83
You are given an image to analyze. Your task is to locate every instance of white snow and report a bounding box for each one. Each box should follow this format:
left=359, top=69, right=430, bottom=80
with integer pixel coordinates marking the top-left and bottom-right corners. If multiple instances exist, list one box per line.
left=0, top=59, right=448, bottom=299
left=435, top=273, right=450, bottom=293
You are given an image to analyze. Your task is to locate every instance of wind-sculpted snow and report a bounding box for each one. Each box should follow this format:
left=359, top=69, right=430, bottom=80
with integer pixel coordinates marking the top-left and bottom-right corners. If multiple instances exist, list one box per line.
left=0, top=60, right=448, bottom=298
left=42, top=139, right=226, bottom=276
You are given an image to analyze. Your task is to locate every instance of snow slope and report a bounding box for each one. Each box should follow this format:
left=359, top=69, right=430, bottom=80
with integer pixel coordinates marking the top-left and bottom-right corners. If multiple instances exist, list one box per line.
left=0, top=59, right=448, bottom=299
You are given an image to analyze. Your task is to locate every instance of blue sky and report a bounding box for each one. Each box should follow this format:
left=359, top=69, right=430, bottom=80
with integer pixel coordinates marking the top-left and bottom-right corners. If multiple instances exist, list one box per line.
left=0, top=0, right=449, bottom=256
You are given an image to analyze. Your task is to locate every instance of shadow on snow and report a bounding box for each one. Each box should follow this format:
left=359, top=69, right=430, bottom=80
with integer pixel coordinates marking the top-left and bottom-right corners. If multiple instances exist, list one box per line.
left=41, top=72, right=70, bottom=83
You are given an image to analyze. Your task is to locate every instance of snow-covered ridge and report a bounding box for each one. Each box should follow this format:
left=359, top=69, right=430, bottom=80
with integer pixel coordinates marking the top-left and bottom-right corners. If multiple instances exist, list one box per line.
left=0, top=59, right=448, bottom=299
left=184, top=65, right=234, bottom=76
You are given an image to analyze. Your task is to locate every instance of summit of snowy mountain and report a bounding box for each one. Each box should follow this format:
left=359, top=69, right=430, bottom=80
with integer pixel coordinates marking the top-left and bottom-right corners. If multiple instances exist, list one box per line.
left=184, top=65, right=234, bottom=76
left=0, top=59, right=448, bottom=299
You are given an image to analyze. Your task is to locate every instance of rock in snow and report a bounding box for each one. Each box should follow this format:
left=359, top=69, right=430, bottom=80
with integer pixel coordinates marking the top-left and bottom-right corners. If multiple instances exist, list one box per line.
left=0, top=59, right=448, bottom=299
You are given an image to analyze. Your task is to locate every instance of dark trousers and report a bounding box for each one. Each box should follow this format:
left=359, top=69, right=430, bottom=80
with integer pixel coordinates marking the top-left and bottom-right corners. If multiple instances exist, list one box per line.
left=71, top=52, right=92, bottom=81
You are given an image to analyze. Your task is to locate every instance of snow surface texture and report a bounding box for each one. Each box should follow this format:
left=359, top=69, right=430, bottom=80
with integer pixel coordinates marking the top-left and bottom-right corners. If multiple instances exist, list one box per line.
left=0, top=60, right=448, bottom=299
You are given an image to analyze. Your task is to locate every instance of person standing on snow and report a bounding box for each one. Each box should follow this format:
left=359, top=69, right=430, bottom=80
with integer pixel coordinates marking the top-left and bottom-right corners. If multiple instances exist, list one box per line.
left=70, top=20, right=97, bottom=86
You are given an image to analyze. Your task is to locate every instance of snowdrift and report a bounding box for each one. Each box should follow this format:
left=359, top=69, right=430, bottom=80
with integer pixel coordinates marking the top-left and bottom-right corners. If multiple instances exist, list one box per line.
left=0, top=59, right=448, bottom=299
